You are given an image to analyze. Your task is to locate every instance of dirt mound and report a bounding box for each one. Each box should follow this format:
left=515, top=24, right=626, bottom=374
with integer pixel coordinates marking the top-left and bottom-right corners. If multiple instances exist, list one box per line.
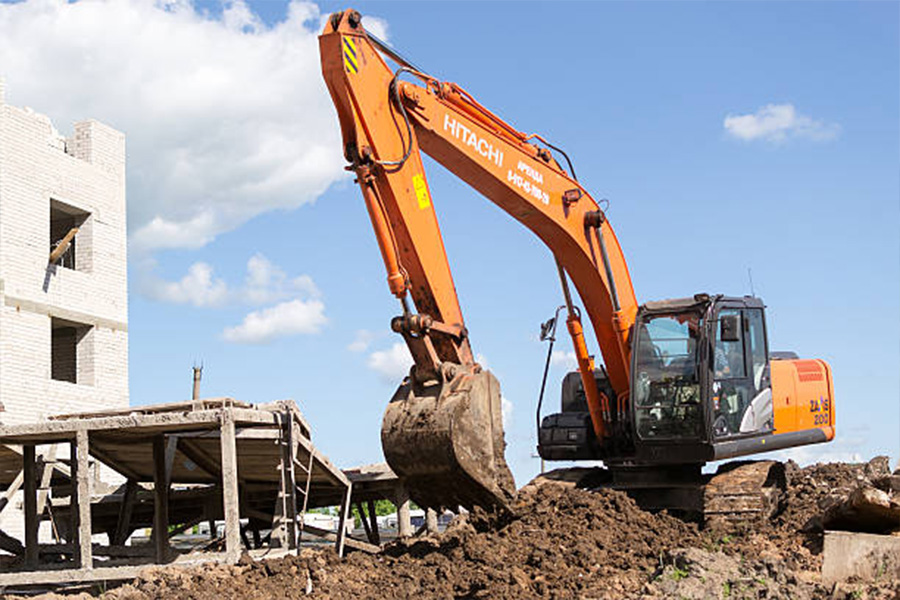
left=779, top=457, right=889, bottom=533
left=9, top=459, right=899, bottom=600
left=91, top=486, right=700, bottom=599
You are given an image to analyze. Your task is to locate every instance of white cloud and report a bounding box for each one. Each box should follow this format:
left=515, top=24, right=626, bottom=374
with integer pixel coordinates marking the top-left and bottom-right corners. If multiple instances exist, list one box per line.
left=348, top=329, right=376, bottom=353
left=501, top=395, right=512, bottom=428
left=550, top=350, right=578, bottom=371
left=368, top=342, right=413, bottom=382
left=222, top=298, right=326, bottom=344
left=724, top=103, right=840, bottom=143
left=144, top=261, right=228, bottom=307
left=142, top=253, right=317, bottom=307
left=0, top=0, right=351, bottom=254
left=242, top=253, right=320, bottom=304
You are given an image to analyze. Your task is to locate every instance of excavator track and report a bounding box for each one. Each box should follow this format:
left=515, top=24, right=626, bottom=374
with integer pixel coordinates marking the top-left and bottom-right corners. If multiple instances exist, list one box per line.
left=702, top=461, right=787, bottom=527
left=538, top=461, right=787, bottom=529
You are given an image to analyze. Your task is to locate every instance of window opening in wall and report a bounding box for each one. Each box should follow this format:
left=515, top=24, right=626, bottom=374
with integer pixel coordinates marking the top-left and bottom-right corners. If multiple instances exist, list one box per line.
left=50, top=200, right=90, bottom=271
left=51, top=318, right=93, bottom=384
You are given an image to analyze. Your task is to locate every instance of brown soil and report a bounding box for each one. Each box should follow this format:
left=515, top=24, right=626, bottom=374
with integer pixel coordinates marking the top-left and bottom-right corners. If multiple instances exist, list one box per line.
left=7, top=459, right=900, bottom=600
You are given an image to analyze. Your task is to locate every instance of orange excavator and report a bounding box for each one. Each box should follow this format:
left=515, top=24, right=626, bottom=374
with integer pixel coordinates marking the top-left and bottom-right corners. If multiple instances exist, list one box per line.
left=319, top=10, right=835, bottom=521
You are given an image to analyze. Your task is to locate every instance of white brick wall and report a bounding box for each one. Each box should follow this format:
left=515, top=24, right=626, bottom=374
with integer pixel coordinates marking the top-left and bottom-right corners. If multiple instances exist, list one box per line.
left=0, top=96, right=128, bottom=423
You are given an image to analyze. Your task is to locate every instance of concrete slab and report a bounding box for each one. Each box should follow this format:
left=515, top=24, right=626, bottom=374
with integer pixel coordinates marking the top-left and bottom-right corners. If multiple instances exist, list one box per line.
left=822, top=530, right=900, bottom=585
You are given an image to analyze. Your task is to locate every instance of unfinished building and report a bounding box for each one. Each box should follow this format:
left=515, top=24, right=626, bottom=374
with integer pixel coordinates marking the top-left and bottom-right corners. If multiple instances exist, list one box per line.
left=0, top=80, right=128, bottom=542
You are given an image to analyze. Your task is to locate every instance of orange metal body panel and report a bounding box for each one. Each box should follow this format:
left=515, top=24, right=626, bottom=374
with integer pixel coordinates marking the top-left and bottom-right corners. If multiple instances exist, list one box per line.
left=770, top=359, right=835, bottom=441
left=320, top=15, right=638, bottom=405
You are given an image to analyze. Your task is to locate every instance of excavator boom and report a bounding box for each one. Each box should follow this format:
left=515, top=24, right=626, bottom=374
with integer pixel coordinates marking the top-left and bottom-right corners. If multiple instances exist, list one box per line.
left=320, top=11, right=641, bottom=511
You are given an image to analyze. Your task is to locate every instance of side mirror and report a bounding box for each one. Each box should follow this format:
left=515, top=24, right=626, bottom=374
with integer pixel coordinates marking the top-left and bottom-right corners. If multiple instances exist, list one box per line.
left=539, top=317, right=556, bottom=342
left=720, top=314, right=740, bottom=343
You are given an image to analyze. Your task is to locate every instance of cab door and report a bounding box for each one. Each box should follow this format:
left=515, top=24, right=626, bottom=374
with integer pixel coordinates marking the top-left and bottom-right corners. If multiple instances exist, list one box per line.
left=711, top=305, right=773, bottom=438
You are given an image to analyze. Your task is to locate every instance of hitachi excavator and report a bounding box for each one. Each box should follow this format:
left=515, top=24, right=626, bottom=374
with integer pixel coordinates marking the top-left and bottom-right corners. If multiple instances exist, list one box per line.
left=319, top=10, right=835, bottom=522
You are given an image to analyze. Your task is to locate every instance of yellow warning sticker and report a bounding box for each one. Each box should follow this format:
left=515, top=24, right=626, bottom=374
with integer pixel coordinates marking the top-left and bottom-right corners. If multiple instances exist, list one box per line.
left=343, top=37, right=359, bottom=74
left=413, top=174, right=430, bottom=209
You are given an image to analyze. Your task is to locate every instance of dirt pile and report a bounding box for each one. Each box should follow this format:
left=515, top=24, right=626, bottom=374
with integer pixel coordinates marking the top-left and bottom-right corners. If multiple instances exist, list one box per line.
left=779, top=456, right=893, bottom=533
left=96, top=485, right=703, bottom=599
left=9, top=459, right=900, bottom=600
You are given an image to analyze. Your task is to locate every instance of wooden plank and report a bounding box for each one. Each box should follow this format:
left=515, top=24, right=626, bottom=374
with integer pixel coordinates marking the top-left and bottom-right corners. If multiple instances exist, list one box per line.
left=88, top=444, right=144, bottom=482
left=219, top=408, right=241, bottom=563
left=75, top=431, right=92, bottom=570
left=49, top=226, right=79, bottom=263
left=282, top=413, right=296, bottom=549
left=174, top=428, right=283, bottom=441
left=271, top=416, right=292, bottom=549
left=51, top=398, right=251, bottom=420
left=0, top=470, right=24, bottom=515
left=366, top=499, right=380, bottom=545
left=0, top=407, right=278, bottom=443
left=0, top=529, right=24, bottom=555
left=335, top=481, right=352, bottom=558
left=167, top=514, right=205, bottom=539
left=164, top=437, right=179, bottom=487
left=396, top=484, right=412, bottom=539
left=426, top=508, right=438, bottom=534
left=69, top=440, right=80, bottom=565
left=23, top=444, right=37, bottom=568
left=176, top=439, right=221, bottom=479
left=302, top=523, right=380, bottom=554
left=0, top=564, right=148, bottom=587
left=35, top=444, right=59, bottom=515
left=38, top=542, right=154, bottom=558
left=152, top=435, right=169, bottom=563
left=356, top=502, right=373, bottom=544
left=113, top=480, right=138, bottom=546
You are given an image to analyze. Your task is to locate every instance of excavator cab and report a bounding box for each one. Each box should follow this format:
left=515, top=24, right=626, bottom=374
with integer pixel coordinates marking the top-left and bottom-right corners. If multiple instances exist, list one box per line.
left=539, top=294, right=832, bottom=467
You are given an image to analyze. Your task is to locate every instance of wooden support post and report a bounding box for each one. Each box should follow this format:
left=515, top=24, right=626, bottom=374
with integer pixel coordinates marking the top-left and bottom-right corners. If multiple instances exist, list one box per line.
left=75, top=431, right=92, bottom=570
left=113, top=480, right=138, bottom=546
left=335, top=482, right=352, bottom=558
left=239, top=523, right=252, bottom=550
left=396, top=484, right=412, bottom=539
left=23, top=444, right=37, bottom=568
left=220, top=408, right=241, bottom=563
left=152, top=435, right=169, bottom=563
left=366, top=499, right=380, bottom=545
left=69, top=441, right=79, bottom=555
left=426, top=508, right=439, bottom=534
left=357, top=502, right=374, bottom=544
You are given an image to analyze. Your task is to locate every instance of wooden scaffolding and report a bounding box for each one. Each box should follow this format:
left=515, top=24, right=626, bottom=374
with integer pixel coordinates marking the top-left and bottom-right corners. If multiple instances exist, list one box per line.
left=0, top=398, right=352, bottom=587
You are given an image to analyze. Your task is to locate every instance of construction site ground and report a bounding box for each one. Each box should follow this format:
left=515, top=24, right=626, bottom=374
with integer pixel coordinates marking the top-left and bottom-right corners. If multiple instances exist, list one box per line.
left=6, top=458, right=900, bottom=600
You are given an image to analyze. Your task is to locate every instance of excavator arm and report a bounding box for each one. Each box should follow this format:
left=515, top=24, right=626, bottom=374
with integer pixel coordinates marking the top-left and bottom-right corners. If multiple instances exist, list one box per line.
left=320, top=10, right=638, bottom=510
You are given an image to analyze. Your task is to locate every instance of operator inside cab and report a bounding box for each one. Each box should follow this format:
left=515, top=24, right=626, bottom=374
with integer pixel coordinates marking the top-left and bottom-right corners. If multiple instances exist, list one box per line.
left=712, top=309, right=774, bottom=438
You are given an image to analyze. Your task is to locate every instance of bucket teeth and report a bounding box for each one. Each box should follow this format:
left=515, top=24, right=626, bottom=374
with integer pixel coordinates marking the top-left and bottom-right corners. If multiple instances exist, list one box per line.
left=381, top=368, right=516, bottom=513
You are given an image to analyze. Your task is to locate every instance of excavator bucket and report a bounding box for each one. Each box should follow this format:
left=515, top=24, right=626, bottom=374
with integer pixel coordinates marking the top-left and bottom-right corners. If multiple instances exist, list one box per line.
left=381, top=368, right=517, bottom=513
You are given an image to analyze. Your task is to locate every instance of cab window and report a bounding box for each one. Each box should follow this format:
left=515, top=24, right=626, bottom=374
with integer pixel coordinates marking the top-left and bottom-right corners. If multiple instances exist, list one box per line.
left=714, top=309, right=746, bottom=379
left=746, top=308, right=768, bottom=391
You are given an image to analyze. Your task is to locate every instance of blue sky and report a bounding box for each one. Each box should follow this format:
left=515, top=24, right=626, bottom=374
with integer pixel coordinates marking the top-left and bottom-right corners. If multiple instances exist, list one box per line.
left=1, top=1, right=897, bottom=483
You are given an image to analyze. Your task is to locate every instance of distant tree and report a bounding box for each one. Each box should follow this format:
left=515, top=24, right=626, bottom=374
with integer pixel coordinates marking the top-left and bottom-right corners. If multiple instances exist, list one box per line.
left=351, top=499, right=397, bottom=527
